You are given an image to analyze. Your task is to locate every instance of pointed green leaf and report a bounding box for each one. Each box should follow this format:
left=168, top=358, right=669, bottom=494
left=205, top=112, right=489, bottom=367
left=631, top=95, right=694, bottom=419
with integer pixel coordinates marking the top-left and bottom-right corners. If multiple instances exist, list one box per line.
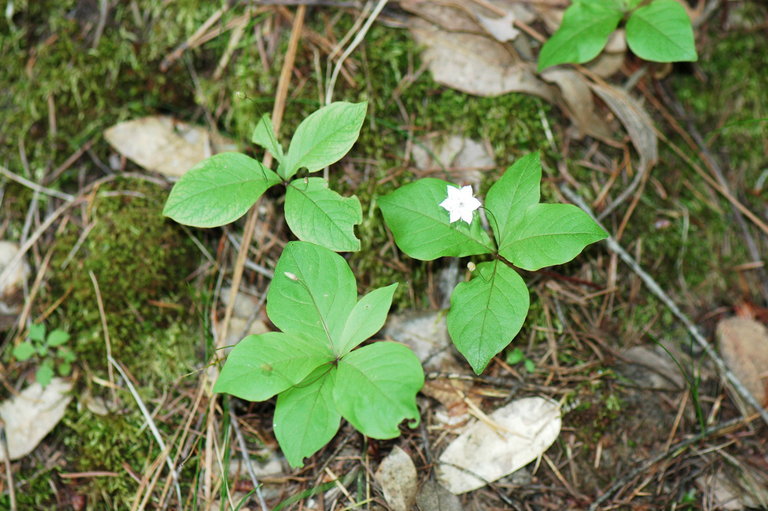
left=267, top=241, right=357, bottom=344
left=214, top=332, right=334, bottom=401
left=58, top=362, right=72, bottom=376
left=378, top=179, right=494, bottom=261
left=336, top=283, right=398, bottom=355
left=36, top=364, right=55, bottom=387
left=251, top=113, right=285, bottom=164
left=447, top=261, right=529, bottom=374
left=47, top=329, right=70, bottom=347
left=274, top=366, right=340, bottom=468
left=163, top=152, right=280, bottom=227
left=485, top=152, right=541, bottom=246
left=283, top=102, right=367, bottom=179
left=12, top=341, right=35, bottom=361
left=626, top=0, right=697, bottom=62
left=334, top=342, right=423, bottom=439
left=498, top=203, right=608, bottom=271
left=538, top=0, right=623, bottom=71
left=28, top=323, right=46, bottom=342
left=285, top=178, right=363, bottom=252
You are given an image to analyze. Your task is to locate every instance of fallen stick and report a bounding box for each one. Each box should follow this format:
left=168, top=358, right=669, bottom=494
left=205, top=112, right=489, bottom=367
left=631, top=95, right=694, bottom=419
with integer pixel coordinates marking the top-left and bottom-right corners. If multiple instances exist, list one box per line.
left=560, top=184, right=768, bottom=428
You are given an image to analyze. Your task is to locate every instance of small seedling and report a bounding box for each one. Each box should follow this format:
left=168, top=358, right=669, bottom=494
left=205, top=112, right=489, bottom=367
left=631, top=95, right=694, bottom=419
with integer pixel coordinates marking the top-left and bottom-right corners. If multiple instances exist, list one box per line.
left=538, top=0, right=697, bottom=71
left=12, top=324, right=75, bottom=386
left=506, top=347, right=536, bottom=373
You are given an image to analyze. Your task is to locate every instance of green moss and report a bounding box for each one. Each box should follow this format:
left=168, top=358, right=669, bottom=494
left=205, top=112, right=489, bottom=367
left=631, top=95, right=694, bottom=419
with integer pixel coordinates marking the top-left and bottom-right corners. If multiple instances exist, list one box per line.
left=47, top=178, right=199, bottom=385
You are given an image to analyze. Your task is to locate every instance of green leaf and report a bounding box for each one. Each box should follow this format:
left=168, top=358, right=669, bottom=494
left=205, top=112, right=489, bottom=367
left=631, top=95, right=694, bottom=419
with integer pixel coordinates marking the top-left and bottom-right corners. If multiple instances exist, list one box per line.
left=336, top=283, right=398, bottom=355
left=214, top=332, right=335, bottom=401
left=283, top=102, right=367, bottom=179
left=498, top=203, right=608, bottom=271
left=251, top=114, right=285, bottom=164
left=12, top=342, right=35, bottom=361
left=378, top=179, right=494, bottom=261
left=274, top=366, right=340, bottom=468
left=505, top=347, right=525, bottom=365
left=163, top=152, right=281, bottom=228
left=334, top=342, right=423, bottom=439
left=267, top=241, right=357, bottom=344
left=524, top=359, right=536, bottom=373
left=447, top=261, right=529, bottom=374
left=285, top=178, right=363, bottom=252
left=36, top=364, right=54, bottom=387
left=626, top=0, right=697, bottom=62
left=485, top=153, right=541, bottom=246
left=60, top=348, right=76, bottom=363
left=538, top=0, right=623, bottom=71
left=58, top=362, right=72, bottom=376
left=47, top=329, right=70, bottom=347
left=28, top=323, right=46, bottom=342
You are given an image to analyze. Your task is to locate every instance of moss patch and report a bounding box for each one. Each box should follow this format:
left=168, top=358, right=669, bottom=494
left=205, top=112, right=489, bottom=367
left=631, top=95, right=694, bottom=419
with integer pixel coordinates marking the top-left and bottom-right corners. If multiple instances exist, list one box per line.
left=46, top=178, right=199, bottom=384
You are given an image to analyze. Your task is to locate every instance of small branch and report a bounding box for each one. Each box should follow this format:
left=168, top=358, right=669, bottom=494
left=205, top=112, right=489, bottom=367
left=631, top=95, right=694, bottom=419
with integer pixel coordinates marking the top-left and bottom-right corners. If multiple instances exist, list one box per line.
left=229, top=406, right=269, bottom=511
left=561, top=184, right=768, bottom=427
left=1, top=421, right=16, bottom=511
left=588, top=414, right=759, bottom=510
left=0, top=165, right=75, bottom=201
left=108, top=356, right=183, bottom=507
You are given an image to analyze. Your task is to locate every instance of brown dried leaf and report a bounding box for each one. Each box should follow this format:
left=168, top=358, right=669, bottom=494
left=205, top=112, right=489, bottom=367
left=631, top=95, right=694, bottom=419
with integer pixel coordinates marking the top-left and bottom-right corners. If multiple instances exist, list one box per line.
left=437, top=397, right=561, bottom=494
left=589, top=82, right=659, bottom=168
left=404, top=2, right=556, bottom=100
left=416, top=481, right=464, bottom=511
left=541, top=69, right=612, bottom=140
left=104, top=116, right=238, bottom=177
left=375, top=446, right=418, bottom=511
left=717, top=317, right=768, bottom=407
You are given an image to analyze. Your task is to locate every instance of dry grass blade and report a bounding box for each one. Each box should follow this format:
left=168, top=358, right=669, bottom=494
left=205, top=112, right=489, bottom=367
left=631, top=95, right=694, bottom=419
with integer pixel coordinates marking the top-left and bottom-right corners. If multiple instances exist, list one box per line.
left=108, top=356, right=183, bottom=507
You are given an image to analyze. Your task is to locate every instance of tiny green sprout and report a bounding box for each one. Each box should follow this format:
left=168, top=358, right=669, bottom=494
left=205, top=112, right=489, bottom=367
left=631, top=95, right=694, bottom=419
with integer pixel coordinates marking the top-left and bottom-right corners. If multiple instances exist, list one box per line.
left=12, top=324, right=74, bottom=387
left=505, top=347, right=536, bottom=373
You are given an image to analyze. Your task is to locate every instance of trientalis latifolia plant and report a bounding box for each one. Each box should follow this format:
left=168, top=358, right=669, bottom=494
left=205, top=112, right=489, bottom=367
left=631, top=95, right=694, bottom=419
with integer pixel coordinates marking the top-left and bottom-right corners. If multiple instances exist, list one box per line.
left=163, top=101, right=367, bottom=252
left=379, top=152, right=608, bottom=373
left=214, top=241, right=422, bottom=467
left=538, top=0, right=697, bottom=71
left=162, top=102, right=606, bottom=467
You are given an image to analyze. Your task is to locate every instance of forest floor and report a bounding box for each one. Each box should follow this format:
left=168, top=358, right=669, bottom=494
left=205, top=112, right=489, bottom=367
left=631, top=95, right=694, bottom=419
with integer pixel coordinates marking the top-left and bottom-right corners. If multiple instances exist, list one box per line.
left=1, top=1, right=767, bottom=510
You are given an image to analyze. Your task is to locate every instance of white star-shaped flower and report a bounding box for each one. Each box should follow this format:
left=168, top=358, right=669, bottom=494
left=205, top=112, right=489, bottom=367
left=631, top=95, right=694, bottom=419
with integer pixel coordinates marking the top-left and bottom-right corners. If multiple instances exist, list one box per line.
left=439, top=185, right=481, bottom=224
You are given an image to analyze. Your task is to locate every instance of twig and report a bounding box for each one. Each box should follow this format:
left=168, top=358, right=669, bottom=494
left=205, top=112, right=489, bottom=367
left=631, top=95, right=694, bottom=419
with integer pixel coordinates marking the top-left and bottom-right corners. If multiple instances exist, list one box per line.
left=206, top=6, right=306, bottom=507
left=324, top=0, right=388, bottom=105
left=0, top=198, right=79, bottom=290
left=560, top=184, right=768, bottom=427
left=588, top=415, right=758, bottom=510
left=655, top=80, right=768, bottom=302
left=1, top=422, right=16, bottom=511
left=0, top=165, right=74, bottom=201
left=160, top=6, right=227, bottom=72
left=88, top=271, right=116, bottom=405
left=108, top=356, right=183, bottom=507
left=229, top=406, right=269, bottom=511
